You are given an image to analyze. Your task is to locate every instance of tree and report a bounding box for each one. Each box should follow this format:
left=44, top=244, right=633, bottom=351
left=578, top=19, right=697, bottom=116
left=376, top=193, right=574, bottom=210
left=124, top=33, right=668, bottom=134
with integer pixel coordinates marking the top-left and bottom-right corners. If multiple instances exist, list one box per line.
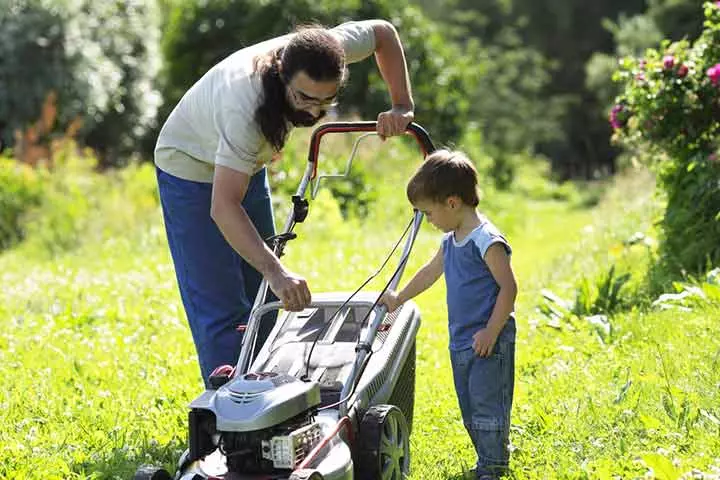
left=0, top=0, right=162, bottom=166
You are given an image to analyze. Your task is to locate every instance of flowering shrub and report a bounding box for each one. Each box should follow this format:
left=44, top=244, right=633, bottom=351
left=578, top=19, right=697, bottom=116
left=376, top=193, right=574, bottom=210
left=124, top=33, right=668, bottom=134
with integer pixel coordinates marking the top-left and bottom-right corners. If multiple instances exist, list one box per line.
left=612, top=2, right=720, bottom=275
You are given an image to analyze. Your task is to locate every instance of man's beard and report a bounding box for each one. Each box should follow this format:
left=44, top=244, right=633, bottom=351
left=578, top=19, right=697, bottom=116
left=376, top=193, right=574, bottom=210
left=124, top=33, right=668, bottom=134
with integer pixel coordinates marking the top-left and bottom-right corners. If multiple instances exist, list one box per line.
left=254, top=58, right=330, bottom=151
left=285, top=105, right=326, bottom=127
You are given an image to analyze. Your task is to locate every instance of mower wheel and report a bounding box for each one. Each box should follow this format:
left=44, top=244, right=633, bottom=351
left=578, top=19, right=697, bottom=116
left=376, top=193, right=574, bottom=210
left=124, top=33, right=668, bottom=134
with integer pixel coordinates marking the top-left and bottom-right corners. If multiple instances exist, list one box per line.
left=133, top=465, right=173, bottom=480
left=356, top=405, right=409, bottom=480
left=289, top=469, right=324, bottom=480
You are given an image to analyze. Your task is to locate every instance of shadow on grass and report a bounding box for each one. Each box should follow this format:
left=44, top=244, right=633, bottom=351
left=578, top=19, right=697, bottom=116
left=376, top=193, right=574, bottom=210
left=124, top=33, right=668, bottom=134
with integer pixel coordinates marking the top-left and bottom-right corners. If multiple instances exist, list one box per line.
left=444, top=467, right=519, bottom=480
left=70, top=438, right=184, bottom=479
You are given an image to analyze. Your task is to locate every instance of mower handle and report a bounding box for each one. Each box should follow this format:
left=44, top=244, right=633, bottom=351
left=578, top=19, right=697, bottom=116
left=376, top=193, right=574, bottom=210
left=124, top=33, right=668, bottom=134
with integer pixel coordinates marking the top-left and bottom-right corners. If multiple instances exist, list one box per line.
left=307, top=121, right=435, bottom=179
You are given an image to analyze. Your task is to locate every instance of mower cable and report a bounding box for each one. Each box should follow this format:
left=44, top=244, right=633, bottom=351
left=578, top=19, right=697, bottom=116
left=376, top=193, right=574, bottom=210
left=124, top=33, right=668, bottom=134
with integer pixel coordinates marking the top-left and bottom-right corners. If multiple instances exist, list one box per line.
left=302, top=215, right=415, bottom=382
left=317, top=240, right=414, bottom=413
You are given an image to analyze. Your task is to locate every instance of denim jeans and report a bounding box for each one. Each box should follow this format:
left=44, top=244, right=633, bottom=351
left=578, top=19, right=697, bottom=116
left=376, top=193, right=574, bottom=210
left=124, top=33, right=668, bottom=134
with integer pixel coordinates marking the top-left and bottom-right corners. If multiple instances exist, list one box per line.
left=450, top=340, right=515, bottom=478
left=156, top=165, right=277, bottom=386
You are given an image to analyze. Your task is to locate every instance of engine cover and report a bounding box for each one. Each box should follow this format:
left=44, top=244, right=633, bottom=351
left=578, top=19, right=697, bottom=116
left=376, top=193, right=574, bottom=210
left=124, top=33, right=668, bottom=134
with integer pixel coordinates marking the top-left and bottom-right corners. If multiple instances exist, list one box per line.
left=192, top=372, right=321, bottom=432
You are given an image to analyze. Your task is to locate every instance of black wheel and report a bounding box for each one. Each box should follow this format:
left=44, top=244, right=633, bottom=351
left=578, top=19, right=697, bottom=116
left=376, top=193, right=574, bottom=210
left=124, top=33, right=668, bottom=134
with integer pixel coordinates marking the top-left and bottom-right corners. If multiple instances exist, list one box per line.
left=133, top=465, right=172, bottom=480
left=356, top=405, right=410, bottom=480
left=289, top=469, right=324, bottom=480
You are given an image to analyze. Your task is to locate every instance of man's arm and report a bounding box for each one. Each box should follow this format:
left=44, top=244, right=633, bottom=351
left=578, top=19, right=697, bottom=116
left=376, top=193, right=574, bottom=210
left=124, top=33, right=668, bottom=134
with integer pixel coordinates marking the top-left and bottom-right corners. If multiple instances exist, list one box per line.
left=371, top=20, right=415, bottom=138
left=330, top=20, right=414, bottom=137
left=210, top=165, right=311, bottom=311
left=371, top=21, right=414, bottom=110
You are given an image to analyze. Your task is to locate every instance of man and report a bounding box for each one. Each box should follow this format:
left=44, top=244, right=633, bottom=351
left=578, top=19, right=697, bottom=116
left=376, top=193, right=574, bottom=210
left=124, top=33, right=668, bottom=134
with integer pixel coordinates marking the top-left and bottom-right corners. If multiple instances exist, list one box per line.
left=154, top=20, right=414, bottom=384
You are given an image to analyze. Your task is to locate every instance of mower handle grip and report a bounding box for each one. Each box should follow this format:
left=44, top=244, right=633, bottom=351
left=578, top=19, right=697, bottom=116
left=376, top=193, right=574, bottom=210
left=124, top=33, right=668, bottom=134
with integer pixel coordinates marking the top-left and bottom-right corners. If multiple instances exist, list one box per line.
left=306, top=121, right=435, bottom=179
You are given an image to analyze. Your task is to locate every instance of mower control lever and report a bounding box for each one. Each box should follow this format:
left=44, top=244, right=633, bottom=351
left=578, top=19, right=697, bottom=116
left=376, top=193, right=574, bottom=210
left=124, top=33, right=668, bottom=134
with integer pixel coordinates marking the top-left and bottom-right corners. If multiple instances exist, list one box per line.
left=265, top=232, right=297, bottom=258
left=292, top=195, right=309, bottom=222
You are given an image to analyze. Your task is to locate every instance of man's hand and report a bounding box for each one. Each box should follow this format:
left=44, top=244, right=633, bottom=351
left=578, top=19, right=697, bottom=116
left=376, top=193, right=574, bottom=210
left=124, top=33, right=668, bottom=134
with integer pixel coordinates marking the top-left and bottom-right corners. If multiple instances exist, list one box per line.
left=266, top=268, right=311, bottom=312
left=376, top=106, right=414, bottom=140
left=472, top=327, right=499, bottom=357
left=379, top=290, right=403, bottom=313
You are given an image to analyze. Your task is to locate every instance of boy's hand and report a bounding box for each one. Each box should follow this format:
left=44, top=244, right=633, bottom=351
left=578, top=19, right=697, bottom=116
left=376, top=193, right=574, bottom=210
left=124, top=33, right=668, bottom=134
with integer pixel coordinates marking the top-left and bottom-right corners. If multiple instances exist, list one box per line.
left=379, top=290, right=403, bottom=312
left=472, top=327, right=499, bottom=357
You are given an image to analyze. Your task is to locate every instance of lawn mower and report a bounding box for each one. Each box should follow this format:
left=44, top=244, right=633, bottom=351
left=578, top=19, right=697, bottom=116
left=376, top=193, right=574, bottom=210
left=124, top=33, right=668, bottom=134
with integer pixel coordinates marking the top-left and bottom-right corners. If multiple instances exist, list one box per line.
left=134, top=121, right=436, bottom=480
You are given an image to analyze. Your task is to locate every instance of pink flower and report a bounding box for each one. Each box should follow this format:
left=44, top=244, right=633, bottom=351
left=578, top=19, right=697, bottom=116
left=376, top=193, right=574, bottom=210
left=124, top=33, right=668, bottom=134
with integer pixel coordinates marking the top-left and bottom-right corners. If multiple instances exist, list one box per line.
left=707, top=64, right=720, bottom=85
left=635, top=72, right=646, bottom=82
left=663, top=55, right=675, bottom=70
left=716, top=1, right=720, bottom=8
left=609, top=104, right=628, bottom=130
left=677, top=64, right=689, bottom=78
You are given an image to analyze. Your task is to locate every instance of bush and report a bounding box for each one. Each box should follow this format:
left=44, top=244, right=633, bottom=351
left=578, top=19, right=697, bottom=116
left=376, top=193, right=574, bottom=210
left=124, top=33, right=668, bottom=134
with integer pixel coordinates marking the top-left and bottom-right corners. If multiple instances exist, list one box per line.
left=0, top=157, right=44, bottom=250
left=612, top=2, right=720, bottom=275
left=0, top=0, right=67, bottom=149
left=0, top=0, right=162, bottom=165
left=18, top=147, right=160, bottom=257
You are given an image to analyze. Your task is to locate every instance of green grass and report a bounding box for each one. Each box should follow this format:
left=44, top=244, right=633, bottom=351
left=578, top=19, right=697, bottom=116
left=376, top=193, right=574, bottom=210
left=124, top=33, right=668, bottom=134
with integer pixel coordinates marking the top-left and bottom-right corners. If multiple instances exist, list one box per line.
left=1, top=149, right=719, bottom=479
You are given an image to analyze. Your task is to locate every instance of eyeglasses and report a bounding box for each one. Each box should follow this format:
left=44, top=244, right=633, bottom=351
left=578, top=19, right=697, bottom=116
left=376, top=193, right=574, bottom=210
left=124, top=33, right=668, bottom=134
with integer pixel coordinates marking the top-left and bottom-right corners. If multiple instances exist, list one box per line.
left=287, top=83, right=338, bottom=109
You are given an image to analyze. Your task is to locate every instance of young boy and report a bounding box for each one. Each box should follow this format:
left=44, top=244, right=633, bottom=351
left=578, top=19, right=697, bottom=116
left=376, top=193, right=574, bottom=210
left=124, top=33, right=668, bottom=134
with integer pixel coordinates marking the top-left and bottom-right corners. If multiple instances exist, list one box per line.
left=380, top=149, right=517, bottom=479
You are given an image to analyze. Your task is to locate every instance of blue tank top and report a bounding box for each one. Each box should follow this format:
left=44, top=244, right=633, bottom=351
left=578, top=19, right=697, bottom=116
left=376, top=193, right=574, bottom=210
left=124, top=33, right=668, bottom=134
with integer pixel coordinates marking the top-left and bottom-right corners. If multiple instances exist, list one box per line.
left=441, top=220, right=516, bottom=351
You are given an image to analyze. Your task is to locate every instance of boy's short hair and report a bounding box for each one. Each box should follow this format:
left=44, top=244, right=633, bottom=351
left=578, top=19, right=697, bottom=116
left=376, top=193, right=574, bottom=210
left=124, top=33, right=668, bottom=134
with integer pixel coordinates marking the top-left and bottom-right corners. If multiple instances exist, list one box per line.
left=406, top=149, right=480, bottom=207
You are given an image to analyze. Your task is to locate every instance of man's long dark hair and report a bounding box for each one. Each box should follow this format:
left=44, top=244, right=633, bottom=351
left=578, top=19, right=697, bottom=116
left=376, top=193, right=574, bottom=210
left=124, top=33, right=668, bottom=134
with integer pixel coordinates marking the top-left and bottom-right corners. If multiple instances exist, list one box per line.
left=254, top=27, right=346, bottom=152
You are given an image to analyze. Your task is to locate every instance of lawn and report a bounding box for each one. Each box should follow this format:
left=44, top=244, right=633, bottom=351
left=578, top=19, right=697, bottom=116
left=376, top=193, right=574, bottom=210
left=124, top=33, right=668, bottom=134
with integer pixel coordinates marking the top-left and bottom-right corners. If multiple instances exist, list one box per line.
left=1, top=141, right=718, bottom=479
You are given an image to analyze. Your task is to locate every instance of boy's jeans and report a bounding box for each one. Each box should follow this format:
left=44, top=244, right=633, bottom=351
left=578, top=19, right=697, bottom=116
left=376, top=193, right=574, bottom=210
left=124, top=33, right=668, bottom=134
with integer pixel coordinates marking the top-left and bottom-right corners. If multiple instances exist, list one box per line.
left=157, top=165, right=277, bottom=386
left=450, top=340, right=515, bottom=478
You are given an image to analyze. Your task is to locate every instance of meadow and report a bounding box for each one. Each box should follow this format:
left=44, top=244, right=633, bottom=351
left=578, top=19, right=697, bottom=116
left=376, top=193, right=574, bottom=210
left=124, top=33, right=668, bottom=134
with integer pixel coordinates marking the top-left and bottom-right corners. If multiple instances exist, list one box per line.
left=0, top=130, right=718, bottom=479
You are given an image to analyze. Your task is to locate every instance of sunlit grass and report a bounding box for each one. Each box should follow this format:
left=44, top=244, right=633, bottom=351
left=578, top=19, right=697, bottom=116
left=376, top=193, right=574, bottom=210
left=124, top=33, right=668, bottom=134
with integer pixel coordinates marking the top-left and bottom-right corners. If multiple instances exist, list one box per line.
left=1, top=150, right=719, bottom=479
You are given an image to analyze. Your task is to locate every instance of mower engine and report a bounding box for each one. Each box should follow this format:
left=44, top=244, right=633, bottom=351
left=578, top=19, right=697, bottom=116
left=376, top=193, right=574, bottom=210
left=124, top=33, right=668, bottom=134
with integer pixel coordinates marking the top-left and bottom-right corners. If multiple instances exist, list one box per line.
left=188, top=372, right=323, bottom=475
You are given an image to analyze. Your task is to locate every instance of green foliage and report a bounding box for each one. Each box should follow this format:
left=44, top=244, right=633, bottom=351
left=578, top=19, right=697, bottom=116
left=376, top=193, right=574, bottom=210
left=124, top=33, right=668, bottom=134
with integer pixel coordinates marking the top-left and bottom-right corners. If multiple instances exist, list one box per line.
left=0, top=0, right=162, bottom=164
left=647, top=0, right=706, bottom=41
left=533, top=180, right=663, bottom=344
left=612, top=2, right=720, bottom=275
left=79, top=0, right=163, bottom=165
left=18, top=149, right=159, bottom=258
left=446, top=0, right=650, bottom=178
left=651, top=269, right=720, bottom=311
left=0, top=157, right=44, bottom=250
left=468, top=38, right=567, bottom=156
left=576, top=265, right=632, bottom=316
left=22, top=156, right=96, bottom=254
left=505, top=155, right=585, bottom=203
left=0, top=0, right=70, bottom=145
left=657, top=158, right=720, bottom=273
left=538, top=265, right=631, bottom=345
left=396, top=1, right=568, bottom=184
left=586, top=14, right=664, bottom=112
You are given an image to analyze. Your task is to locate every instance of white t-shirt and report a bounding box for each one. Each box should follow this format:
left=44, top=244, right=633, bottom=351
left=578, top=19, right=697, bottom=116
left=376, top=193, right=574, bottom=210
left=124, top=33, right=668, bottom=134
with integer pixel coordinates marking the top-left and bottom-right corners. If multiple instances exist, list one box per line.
left=154, top=21, right=377, bottom=183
